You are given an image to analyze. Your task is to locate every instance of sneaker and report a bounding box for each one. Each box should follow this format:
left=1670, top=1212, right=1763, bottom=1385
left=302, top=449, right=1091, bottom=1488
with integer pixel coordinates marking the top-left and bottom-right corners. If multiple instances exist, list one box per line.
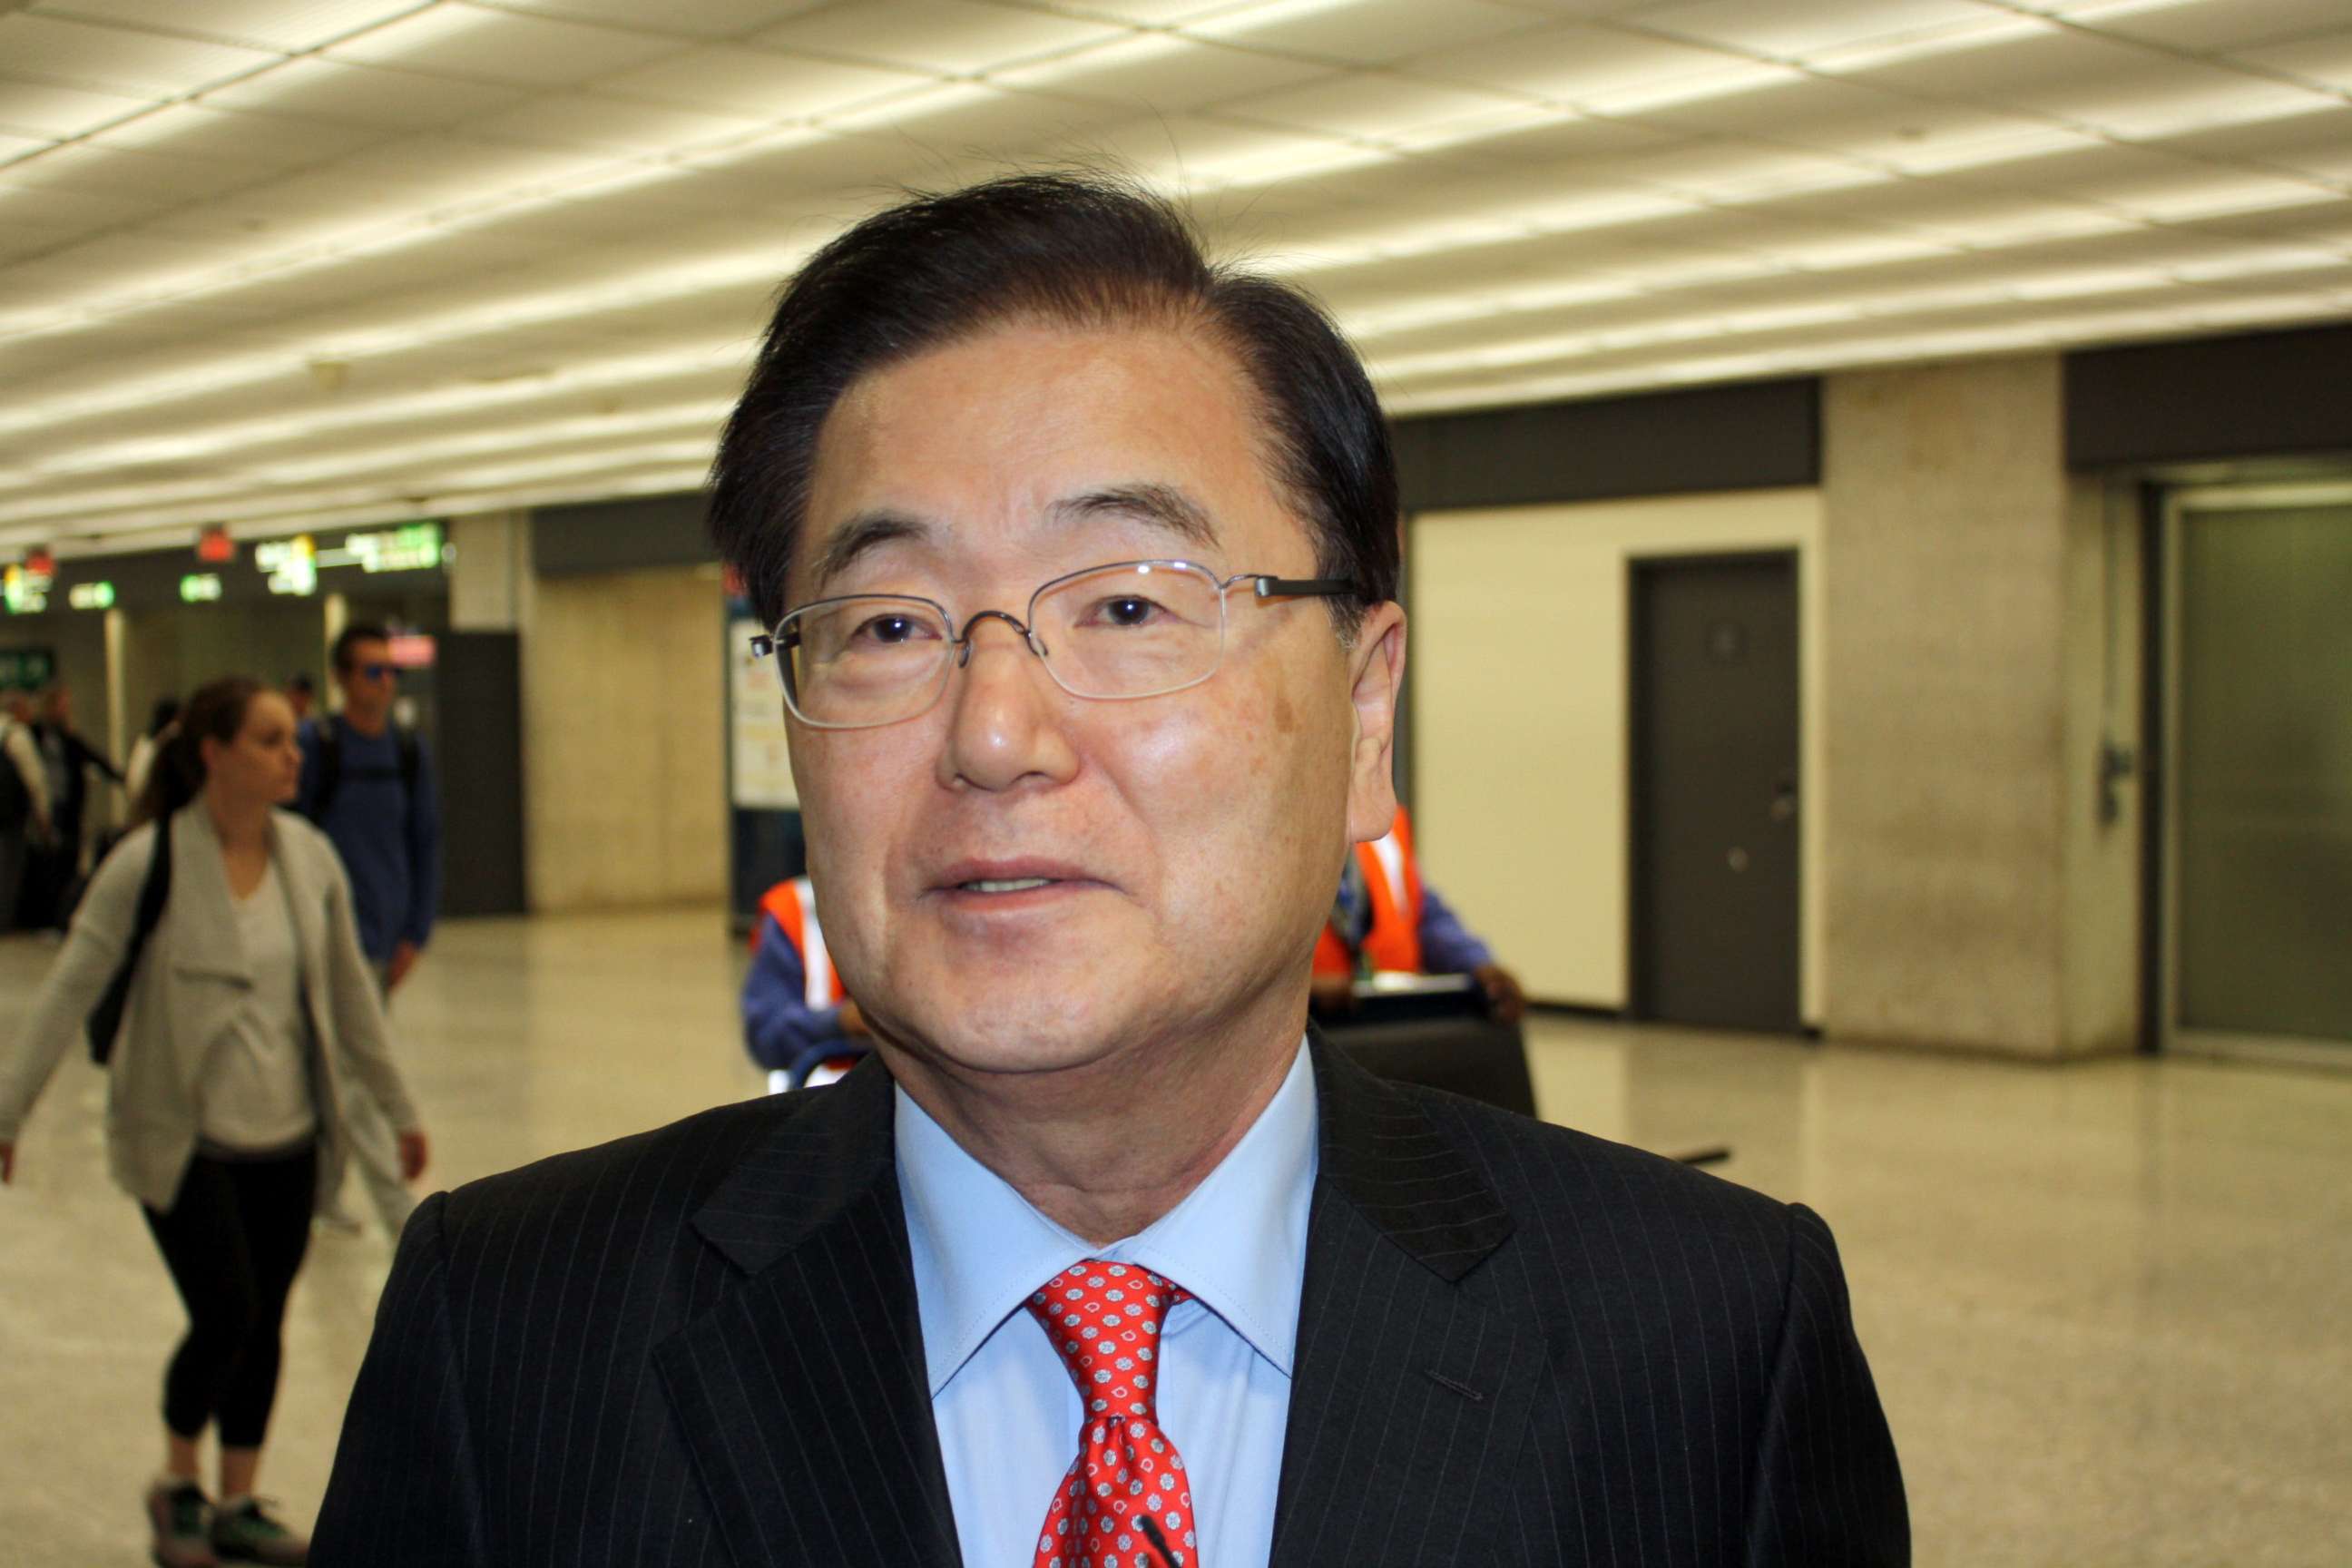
left=144, top=1480, right=219, bottom=1568
left=211, top=1498, right=309, bottom=1565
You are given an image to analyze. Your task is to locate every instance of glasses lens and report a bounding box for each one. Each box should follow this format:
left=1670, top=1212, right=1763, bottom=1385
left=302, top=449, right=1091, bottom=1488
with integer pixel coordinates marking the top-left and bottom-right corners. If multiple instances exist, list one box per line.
left=1033, top=562, right=1223, bottom=700
left=781, top=597, right=952, bottom=727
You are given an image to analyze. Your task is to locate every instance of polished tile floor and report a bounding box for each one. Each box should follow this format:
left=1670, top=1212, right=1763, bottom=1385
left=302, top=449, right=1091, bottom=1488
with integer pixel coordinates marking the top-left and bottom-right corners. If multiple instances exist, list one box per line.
left=3, top=910, right=2347, bottom=1565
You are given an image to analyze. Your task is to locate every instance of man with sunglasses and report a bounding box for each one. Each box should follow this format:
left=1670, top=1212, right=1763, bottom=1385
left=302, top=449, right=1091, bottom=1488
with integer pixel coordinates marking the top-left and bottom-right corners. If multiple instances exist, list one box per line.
left=317, top=174, right=1904, bottom=1566
left=299, top=622, right=440, bottom=1238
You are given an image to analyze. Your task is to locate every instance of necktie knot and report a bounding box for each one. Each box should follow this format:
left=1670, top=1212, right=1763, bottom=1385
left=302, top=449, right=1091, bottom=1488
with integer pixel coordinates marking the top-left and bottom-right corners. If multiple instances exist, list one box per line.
left=1024, top=1261, right=1188, bottom=1420
left=1024, top=1260, right=1201, bottom=1567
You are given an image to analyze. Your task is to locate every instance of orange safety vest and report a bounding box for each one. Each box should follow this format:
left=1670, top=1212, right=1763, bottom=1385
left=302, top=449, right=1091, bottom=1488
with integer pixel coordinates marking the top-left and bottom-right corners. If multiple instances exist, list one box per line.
left=753, top=876, right=846, bottom=1008
left=1313, top=808, right=1424, bottom=977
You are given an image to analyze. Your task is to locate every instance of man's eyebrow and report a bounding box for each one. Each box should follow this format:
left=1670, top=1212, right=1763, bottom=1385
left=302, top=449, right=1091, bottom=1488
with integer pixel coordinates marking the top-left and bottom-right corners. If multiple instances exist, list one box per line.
left=808, top=510, right=933, bottom=593
left=1049, top=484, right=1220, bottom=554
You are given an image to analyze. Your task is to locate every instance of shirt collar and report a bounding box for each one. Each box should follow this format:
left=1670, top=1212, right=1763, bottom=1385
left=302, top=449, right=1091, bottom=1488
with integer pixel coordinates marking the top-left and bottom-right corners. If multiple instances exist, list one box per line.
left=897, top=1037, right=1318, bottom=1397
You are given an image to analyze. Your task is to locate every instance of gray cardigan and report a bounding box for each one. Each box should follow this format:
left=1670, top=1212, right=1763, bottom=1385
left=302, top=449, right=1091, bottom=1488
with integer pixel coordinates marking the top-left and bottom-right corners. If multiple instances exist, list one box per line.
left=0, top=800, right=421, bottom=1212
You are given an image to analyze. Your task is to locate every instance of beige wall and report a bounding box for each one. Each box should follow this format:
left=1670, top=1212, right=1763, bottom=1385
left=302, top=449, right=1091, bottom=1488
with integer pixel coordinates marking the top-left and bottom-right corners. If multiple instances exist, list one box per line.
left=1820, top=354, right=2135, bottom=1057
left=524, top=566, right=725, bottom=912
left=1411, top=488, right=1827, bottom=1018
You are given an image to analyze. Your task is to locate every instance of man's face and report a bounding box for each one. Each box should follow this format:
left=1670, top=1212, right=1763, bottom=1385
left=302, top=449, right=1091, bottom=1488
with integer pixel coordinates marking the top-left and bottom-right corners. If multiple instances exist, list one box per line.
left=788, top=321, right=1403, bottom=1083
left=337, top=640, right=395, bottom=720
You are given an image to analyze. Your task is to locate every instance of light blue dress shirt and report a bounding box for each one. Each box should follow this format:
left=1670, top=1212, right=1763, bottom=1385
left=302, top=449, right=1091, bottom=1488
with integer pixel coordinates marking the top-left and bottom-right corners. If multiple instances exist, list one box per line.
left=897, top=1039, right=1318, bottom=1568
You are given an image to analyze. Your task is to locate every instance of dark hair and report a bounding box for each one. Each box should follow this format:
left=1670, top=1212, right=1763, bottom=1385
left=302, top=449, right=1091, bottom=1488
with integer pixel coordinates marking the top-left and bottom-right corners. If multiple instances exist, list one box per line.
left=146, top=697, right=181, bottom=738
left=333, top=622, right=390, bottom=671
left=135, top=676, right=263, bottom=826
left=287, top=672, right=315, bottom=696
left=707, top=172, right=1397, bottom=634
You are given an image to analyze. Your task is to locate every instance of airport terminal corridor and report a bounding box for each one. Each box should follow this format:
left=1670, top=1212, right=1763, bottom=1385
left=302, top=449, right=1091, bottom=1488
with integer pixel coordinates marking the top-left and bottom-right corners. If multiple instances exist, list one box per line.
left=3, top=910, right=2345, bottom=1567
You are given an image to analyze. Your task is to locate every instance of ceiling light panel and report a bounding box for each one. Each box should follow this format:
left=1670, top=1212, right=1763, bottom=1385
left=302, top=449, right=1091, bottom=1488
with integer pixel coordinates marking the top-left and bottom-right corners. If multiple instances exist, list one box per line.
left=465, top=93, right=770, bottom=155
left=594, top=44, right=933, bottom=116
left=986, top=34, right=1330, bottom=113
left=322, top=5, right=697, bottom=87
left=751, top=1, right=1131, bottom=75
left=1625, top=0, right=2043, bottom=64
left=1185, top=0, right=1549, bottom=66
left=85, top=102, right=391, bottom=168
left=470, top=0, right=845, bottom=38
left=24, top=0, right=436, bottom=54
left=2232, top=28, right=2352, bottom=93
left=196, top=57, right=532, bottom=129
left=0, top=15, right=284, bottom=99
left=2073, top=0, right=2352, bottom=53
left=1211, top=71, right=1534, bottom=141
left=0, top=77, right=156, bottom=141
left=1406, top=23, right=1797, bottom=110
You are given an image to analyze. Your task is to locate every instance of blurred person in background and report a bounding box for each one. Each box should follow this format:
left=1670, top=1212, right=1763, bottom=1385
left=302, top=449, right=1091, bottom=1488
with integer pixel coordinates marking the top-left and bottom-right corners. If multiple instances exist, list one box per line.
left=283, top=674, right=315, bottom=726
left=23, top=681, right=125, bottom=930
left=125, top=696, right=183, bottom=810
left=1308, top=804, right=1527, bottom=1024
left=297, top=624, right=439, bottom=1240
left=741, top=871, right=870, bottom=1088
left=1, top=690, right=53, bottom=929
left=0, top=675, right=429, bottom=1568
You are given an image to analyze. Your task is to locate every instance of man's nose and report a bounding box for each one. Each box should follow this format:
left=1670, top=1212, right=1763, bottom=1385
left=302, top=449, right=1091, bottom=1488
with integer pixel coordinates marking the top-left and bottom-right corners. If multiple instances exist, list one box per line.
left=936, top=616, right=1078, bottom=793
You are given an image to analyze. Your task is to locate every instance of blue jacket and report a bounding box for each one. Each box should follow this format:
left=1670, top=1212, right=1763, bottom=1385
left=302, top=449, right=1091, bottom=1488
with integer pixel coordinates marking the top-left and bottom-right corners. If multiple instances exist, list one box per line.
left=297, top=717, right=440, bottom=965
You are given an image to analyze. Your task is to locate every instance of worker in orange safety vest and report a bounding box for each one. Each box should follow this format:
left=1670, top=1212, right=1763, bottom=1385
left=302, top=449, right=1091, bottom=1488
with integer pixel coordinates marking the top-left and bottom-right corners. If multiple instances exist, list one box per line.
left=1311, top=808, right=1526, bottom=1023
left=742, top=875, right=869, bottom=1083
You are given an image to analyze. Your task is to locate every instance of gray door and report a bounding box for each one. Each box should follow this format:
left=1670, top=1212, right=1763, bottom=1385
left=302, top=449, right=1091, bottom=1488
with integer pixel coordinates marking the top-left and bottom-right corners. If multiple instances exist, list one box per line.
left=2169, top=496, right=2352, bottom=1051
left=1631, top=554, right=1801, bottom=1032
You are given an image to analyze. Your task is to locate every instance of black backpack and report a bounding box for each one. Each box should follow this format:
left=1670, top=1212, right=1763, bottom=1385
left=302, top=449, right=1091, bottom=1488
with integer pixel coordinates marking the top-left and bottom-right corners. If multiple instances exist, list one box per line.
left=86, top=813, right=173, bottom=1065
left=306, top=718, right=420, bottom=824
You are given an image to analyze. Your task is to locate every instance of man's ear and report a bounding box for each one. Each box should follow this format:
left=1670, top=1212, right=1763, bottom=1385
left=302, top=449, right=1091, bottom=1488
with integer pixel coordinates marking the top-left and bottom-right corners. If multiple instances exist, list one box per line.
left=1344, top=602, right=1406, bottom=845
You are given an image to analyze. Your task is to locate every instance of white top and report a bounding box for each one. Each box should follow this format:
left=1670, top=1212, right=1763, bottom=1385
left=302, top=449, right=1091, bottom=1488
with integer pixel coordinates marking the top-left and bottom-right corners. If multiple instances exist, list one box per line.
left=198, top=861, right=318, bottom=1151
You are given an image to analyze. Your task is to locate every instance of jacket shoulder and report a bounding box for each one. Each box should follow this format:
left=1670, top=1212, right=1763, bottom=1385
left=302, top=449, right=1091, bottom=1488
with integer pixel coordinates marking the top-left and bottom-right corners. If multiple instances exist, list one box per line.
left=1406, top=1084, right=1806, bottom=1284
left=432, top=1092, right=808, bottom=1260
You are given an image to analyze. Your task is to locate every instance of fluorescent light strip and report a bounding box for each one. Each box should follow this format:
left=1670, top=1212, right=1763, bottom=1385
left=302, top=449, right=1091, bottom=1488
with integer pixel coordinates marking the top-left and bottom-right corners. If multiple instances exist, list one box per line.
left=18, top=340, right=751, bottom=478
left=0, top=399, right=735, bottom=528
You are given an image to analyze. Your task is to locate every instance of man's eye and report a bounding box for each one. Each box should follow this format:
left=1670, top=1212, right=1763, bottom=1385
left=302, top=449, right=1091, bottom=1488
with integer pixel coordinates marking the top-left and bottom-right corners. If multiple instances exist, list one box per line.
left=851, top=613, right=932, bottom=645
left=1088, top=596, right=1161, bottom=628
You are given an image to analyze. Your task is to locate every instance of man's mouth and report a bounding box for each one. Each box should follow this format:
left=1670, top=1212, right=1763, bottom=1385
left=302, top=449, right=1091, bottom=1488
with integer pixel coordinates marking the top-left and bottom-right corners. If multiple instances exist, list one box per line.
left=960, top=877, right=1058, bottom=893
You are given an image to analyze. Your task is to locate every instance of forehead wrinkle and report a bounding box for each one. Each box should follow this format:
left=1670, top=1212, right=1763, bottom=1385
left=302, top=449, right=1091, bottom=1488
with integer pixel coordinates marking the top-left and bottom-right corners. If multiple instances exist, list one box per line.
left=1049, top=483, right=1220, bottom=557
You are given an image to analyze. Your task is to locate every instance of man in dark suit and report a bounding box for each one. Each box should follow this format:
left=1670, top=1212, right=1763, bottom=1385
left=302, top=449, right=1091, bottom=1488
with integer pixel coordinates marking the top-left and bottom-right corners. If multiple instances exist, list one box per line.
left=316, top=173, right=1906, bottom=1567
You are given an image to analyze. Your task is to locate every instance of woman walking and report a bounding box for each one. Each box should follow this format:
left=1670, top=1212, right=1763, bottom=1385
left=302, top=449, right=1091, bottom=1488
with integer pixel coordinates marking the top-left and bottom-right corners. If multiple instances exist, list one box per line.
left=0, top=677, right=429, bottom=1566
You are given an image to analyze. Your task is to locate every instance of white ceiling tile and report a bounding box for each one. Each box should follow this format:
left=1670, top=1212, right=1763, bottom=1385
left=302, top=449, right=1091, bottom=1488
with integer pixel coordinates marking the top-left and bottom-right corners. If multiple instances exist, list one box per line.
left=458, top=0, right=836, bottom=37
left=2067, top=0, right=2352, bottom=53
left=86, top=103, right=392, bottom=168
left=1209, top=70, right=1529, bottom=139
left=324, top=5, right=696, bottom=87
left=0, top=142, right=254, bottom=201
left=0, top=15, right=283, bottom=97
left=24, top=0, right=428, bottom=53
left=598, top=44, right=933, bottom=115
left=1186, top=0, right=1549, bottom=66
left=2231, top=28, right=2352, bottom=93
left=1853, top=29, right=2337, bottom=139
left=2158, top=103, right=2352, bottom=182
left=197, top=58, right=532, bottom=128
left=753, top=1, right=1130, bottom=74
left=1623, top=0, right=2042, bottom=64
left=0, top=75, right=162, bottom=139
left=1405, top=23, right=1798, bottom=112
left=989, top=34, right=1332, bottom=113
left=992, top=0, right=1246, bottom=23
left=465, top=93, right=770, bottom=155
left=1629, top=75, right=2107, bottom=173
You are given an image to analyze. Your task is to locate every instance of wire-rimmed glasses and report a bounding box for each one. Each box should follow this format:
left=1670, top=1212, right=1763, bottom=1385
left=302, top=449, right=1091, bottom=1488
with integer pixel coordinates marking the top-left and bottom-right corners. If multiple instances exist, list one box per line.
left=749, top=559, right=1353, bottom=730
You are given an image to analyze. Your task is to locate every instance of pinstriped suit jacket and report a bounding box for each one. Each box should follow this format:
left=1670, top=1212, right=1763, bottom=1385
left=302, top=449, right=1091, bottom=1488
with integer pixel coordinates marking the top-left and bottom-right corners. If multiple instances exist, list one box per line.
left=313, top=1034, right=1907, bottom=1566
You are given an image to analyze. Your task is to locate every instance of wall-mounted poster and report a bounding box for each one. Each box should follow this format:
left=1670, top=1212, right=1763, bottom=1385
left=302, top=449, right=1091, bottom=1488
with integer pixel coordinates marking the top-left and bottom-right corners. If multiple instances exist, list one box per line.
left=729, top=616, right=798, bottom=808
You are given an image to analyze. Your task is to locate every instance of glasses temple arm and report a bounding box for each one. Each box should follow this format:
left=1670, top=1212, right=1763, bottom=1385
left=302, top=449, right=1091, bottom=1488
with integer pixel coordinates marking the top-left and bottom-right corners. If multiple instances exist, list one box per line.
left=1250, top=576, right=1356, bottom=599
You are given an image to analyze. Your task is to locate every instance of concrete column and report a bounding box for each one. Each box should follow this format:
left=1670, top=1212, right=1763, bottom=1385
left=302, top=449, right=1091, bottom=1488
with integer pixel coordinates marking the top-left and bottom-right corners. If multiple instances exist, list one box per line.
left=448, top=509, right=533, bottom=632
left=1821, top=355, right=2137, bottom=1057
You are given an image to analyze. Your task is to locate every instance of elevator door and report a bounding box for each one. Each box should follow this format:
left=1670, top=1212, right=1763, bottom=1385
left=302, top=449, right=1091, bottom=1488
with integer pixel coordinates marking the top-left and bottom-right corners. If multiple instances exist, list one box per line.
left=1631, top=554, right=1801, bottom=1032
left=2171, top=498, right=2352, bottom=1051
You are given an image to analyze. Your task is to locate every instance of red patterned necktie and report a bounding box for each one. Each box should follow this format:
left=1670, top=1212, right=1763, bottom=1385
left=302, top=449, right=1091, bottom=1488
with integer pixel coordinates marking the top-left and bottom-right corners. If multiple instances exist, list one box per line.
left=1024, top=1260, right=1202, bottom=1568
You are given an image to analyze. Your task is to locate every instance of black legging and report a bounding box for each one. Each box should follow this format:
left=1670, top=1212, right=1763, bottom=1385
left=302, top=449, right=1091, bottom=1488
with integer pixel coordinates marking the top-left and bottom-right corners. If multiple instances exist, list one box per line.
left=142, top=1145, right=318, bottom=1447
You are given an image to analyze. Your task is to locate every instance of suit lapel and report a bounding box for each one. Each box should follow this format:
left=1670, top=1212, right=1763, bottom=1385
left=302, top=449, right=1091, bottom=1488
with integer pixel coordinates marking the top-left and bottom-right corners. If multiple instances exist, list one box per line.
left=1270, top=1035, right=1548, bottom=1566
left=653, top=1059, right=963, bottom=1568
